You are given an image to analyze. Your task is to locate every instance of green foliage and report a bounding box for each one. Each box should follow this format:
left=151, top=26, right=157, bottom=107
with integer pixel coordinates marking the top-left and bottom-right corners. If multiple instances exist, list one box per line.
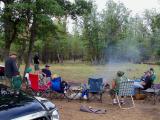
left=82, top=5, right=103, bottom=63
left=1, top=0, right=160, bottom=64
left=0, top=0, right=92, bottom=63
left=82, top=0, right=131, bottom=63
left=81, top=0, right=160, bottom=63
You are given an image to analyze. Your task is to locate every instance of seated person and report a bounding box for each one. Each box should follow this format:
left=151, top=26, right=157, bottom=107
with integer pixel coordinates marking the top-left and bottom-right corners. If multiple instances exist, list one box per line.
left=42, top=64, right=52, bottom=83
left=35, top=69, right=47, bottom=86
left=51, top=76, right=68, bottom=94
left=81, top=83, right=89, bottom=99
left=149, top=68, right=156, bottom=82
left=110, top=71, right=128, bottom=104
left=134, top=69, right=155, bottom=90
left=24, top=67, right=32, bottom=86
left=141, top=71, right=152, bottom=90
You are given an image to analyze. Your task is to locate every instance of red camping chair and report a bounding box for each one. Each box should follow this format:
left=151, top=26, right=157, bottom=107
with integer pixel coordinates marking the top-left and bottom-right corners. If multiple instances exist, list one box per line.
left=0, top=65, right=5, bottom=80
left=27, top=73, right=51, bottom=97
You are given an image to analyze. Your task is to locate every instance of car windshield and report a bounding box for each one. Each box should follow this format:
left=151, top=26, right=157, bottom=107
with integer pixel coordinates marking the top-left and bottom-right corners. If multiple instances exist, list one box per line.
left=0, top=84, right=33, bottom=109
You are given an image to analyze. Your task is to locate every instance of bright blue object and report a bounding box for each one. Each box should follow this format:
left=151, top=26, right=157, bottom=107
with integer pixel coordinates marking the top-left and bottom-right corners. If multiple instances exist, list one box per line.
left=88, top=78, right=103, bottom=93
left=81, top=84, right=89, bottom=97
left=134, top=79, right=141, bottom=82
left=51, top=77, right=62, bottom=92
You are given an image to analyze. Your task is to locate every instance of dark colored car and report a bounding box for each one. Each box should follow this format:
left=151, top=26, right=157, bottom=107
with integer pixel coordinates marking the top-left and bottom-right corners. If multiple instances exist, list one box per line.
left=0, top=84, right=59, bottom=120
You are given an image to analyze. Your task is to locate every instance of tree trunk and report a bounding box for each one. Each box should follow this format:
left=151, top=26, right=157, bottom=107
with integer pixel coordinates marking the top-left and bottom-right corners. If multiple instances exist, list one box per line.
left=24, top=15, right=37, bottom=75
left=63, top=14, right=67, bottom=32
left=57, top=53, right=61, bottom=63
left=17, top=40, right=27, bottom=68
left=4, top=22, right=18, bottom=60
left=4, top=42, right=11, bottom=60
left=3, top=0, right=18, bottom=60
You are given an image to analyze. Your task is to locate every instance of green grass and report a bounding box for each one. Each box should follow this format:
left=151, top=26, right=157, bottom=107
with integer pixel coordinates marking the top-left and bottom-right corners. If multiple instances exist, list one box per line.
left=18, top=63, right=160, bottom=83
left=50, top=63, right=96, bottom=83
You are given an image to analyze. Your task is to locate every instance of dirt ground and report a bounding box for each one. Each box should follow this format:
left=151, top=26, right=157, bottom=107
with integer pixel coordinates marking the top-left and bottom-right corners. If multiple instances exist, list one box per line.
left=53, top=92, right=160, bottom=120
left=49, top=63, right=160, bottom=120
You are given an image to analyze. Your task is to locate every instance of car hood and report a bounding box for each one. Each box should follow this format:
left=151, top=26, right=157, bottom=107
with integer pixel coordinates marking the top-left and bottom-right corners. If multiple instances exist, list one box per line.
left=0, top=97, right=45, bottom=120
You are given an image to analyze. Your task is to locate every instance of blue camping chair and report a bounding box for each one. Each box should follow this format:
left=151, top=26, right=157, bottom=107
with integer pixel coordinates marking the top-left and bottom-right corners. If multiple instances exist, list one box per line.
left=51, top=77, right=69, bottom=99
left=51, top=77, right=63, bottom=93
left=88, top=77, right=104, bottom=102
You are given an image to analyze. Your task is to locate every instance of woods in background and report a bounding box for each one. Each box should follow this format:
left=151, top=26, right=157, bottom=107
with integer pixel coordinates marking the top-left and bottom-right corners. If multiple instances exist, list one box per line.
left=0, top=0, right=160, bottom=67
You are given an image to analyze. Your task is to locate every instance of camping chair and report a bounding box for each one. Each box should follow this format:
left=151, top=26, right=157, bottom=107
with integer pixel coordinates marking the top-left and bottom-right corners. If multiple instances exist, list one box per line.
left=88, top=77, right=104, bottom=102
left=50, top=77, right=70, bottom=99
left=27, top=73, right=51, bottom=97
left=116, top=80, right=135, bottom=109
left=139, top=76, right=158, bottom=104
left=142, top=84, right=160, bottom=104
left=0, top=65, right=5, bottom=80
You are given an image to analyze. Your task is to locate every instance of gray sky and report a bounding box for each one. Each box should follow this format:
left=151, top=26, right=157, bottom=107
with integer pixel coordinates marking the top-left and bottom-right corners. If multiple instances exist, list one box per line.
left=96, top=0, right=160, bottom=14
left=70, top=0, right=160, bottom=14
left=68, top=0, right=160, bottom=33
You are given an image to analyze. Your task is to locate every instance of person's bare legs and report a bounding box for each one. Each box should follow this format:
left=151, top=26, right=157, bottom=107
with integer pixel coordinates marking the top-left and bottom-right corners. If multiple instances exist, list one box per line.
left=110, top=89, right=118, bottom=104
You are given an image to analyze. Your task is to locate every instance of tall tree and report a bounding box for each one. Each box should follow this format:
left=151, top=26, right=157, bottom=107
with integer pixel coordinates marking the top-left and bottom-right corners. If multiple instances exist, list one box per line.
left=25, top=0, right=92, bottom=69
left=101, top=0, right=130, bottom=62
left=1, top=0, right=20, bottom=59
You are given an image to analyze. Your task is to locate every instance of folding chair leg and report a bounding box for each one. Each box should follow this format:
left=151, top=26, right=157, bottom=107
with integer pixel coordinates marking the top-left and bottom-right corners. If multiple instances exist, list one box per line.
left=116, top=95, right=135, bottom=109
left=153, top=89, right=156, bottom=105
left=131, top=96, right=135, bottom=108
left=116, top=94, right=122, bottom=109
left=100, top=93, right=102, bottom=103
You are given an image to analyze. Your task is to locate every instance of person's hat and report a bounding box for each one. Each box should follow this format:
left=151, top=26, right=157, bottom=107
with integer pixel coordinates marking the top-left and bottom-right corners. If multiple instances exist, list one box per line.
left=9, top=51, right=17, bottom=56
left=150, top=68, right=154, bottom=71
left=117, top=71, right=124, bottom=77
left=45, top=64, right=50, bottom=67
